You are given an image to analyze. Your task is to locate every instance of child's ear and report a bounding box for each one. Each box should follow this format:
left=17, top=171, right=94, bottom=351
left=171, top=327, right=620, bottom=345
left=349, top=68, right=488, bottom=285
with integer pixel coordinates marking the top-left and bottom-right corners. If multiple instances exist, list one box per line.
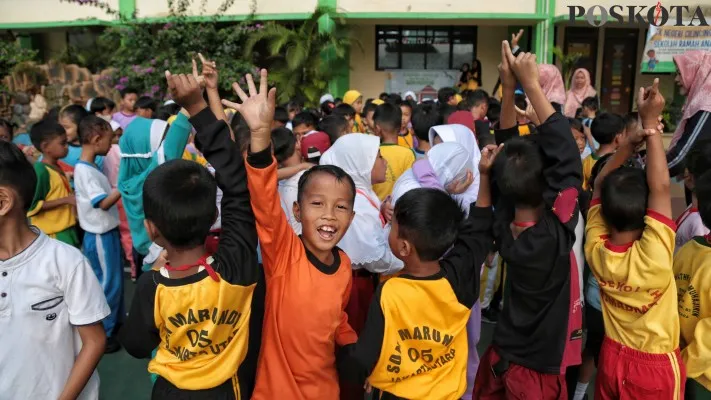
left=292, top=201, right=301, bottom=223
left=0, top=187, right=14, bottom=217
left=144, top=220, right=159, bottom=242
left=397, top=238, right=412, bottom=258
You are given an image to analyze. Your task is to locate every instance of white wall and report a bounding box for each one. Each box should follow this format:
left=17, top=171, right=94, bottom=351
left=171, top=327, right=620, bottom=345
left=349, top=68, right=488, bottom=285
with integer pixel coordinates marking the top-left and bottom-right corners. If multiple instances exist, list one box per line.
left=0, top=0, right=118, bottom=24
left=135, top=0, right=317, bottom=18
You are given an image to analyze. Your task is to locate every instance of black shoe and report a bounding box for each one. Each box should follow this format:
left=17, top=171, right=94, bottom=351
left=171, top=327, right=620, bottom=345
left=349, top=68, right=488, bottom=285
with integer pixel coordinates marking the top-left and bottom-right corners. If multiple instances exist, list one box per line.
left=105, top=336, right=121, bottom=354
left=481, top=307, right=499, bottom=324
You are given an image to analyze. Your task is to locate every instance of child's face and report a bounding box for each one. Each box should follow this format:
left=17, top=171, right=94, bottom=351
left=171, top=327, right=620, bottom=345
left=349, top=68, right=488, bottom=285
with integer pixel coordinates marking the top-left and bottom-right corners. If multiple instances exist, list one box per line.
left=433, top=134, right=444, bottom=145
left=0, top=126, right=11, bottom=142
left=371, top=150, right=387, bottom=184
left=400, top=106, right=412, bottom=131
left=572, top=129, right=586, bottom=154
left=582, top=107, right=594, bottom=118
left=42, top=133, right=69, bottom=160
left=136, top=108, right=153, bottom=119
left=471, top=103, right=488, bottom=119
left=293, top=172, right=355, bottom=256
left=122, top=93, right=138, bottom=112
left=345, top=117, right=355, bottom=132
left=59, top=116, right=78, bottom=143
left=112, top=128, right=122, bottom=144
left=352, top=97, right=363, bottom=114
left=365, top=110, right=376, bottom=132
left=292, top=124, right=313, bottom=141
left=288, top=109, right=299, bottom=121
left=93, top=129, right=114, bottom=156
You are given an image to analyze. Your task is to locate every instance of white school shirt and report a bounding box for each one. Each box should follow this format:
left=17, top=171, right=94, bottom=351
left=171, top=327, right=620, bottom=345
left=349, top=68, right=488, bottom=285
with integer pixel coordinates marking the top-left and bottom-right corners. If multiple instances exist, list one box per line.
left=278, top=170, right=305, bottom=235
left=0, top=229, right=110, bottom=399
left=74, top=161, right=119, bottom=234
left=675, top=205, right=710, bottom=252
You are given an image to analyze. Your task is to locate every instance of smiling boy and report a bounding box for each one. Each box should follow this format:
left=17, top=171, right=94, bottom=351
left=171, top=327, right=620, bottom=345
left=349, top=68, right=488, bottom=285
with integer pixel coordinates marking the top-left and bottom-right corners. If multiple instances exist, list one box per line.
left=226, top=70, right=357, bottom=399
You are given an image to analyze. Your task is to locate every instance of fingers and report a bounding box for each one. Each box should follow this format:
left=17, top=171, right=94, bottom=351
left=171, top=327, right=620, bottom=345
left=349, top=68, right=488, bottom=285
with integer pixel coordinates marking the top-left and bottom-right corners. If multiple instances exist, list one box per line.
left=232, top=82, right=249, bottom=102
left=198, top=52, right=207, bottom=66
left=514, top=105, right=526, bottom=116
left=221, top=99, right=241, bottom=111
left=638, top=86, right=646, bottom=103
left=192, top=58, right=199, bottom=77
left=503, top=40, right=515, bottom=65
left=651, top=77, right=660, bottom=94
left=259, top=68, right=268, bottom=96
left=267, top=87, right=277, bottom=108
left=165, top=70, right=176, bottom=90
left=246, top=73, right=258, bottom=97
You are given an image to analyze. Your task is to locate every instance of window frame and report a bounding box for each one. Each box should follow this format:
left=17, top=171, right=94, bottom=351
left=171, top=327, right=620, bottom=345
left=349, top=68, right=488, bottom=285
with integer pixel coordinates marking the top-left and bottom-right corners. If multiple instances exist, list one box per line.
left=375, top=25, right=478, bottom=71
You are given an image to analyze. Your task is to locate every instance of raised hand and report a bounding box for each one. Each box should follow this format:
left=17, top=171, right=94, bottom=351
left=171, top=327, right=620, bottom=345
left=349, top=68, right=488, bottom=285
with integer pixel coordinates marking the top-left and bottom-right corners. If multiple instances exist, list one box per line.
left=515, top=102, right=540, bottom=126
left=479, top=144, right=504, bottom=175
left=511, top=29, right=524, bottom=49
left=198, top=53, right=218, bottom=90
left=165, top=70, right=207, bottom=116
left=637, top=78, right=665, bottom=129
left=222, top=69, right=277, bottom=152
left=499, top=41, right=516, bottom=90
left=503, top=43, right=539, bottom=90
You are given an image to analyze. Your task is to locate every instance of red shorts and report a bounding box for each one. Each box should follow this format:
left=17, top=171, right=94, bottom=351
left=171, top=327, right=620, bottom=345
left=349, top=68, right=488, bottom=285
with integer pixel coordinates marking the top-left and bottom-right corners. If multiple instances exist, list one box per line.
left=595, top=336, right=685, bottom=400
left=472, top=346, right=567, bottom=400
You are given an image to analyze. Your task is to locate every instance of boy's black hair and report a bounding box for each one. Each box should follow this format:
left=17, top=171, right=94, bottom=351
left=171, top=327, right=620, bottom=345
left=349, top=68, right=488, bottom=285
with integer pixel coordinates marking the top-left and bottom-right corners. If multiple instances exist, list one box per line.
left=46, top=106, right=61, bottom=122
left=60, top=104, right=89, bottom=126
left=373, top=103, right=402, bottom=133
left=0, top=141, right=36, bottom=212
left=591, top=113, right=625, bottom=145
left=30, top=118, right=66, bottom=149
left=387, top=93, right=403, bottom=104
left=79, top=115, right=112, bottom=144
left=581, top=96, right=599, bottom=111
left=320, top=101, right=335, bottom=117
left=271, top=127, right=297, bottom=163
left=0, top=119, right=14, bottom=139
left=686, top=139, right=711, bottom=179
left=437, top=87, right=456, bottom=105
left=394, top=188, right=465, bottom=261
left=514, top=93, right=527, bottom=111
left=286, top=100, right=302, bottom=113
left=412, top=103, right=443, bottom=142
left=90, top=97, right=116, bottom=114
left=397, top=99, right=413, bottom=112
left=379, top=92, right=389, bottom=101
left=333, top=104, right=356, bottom=119
left=494, top=137, right=545, bottom=208
left=363, top=101, right=378, bottom=116
left=135, top=96, right=157, bottom=112
left=119, top=87, right=139, bottom=99
left=568, top=117, right=583, bottom=132
left=487, top=102, right=501, bottom=124
left=155, top=103, right=181, bottom=121
left=600, top=167, right=648, bottom=232
left=274, top=106, right=289, bottom=124
left=588, top=153, right=643, bottom=192
left=463, top=89, right=489, bottom=111
left=319, top=115, right=348, bottom=144
left=296, top=164, right=356, bottom=205
left=695, top=171, right=711, bottom=228
left=143, top=159, right=217, bottom=249
left=292, top=111, right=318, bottom=129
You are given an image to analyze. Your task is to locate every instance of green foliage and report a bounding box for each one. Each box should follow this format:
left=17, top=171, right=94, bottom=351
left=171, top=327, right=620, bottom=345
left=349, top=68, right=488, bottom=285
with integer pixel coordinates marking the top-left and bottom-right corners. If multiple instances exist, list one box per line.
left=0, top=39, right=39, bottom=83
left=552, top=46, right=582, bottom=91
left=244, top=6, right=355, bottom=107
left=63, top=0, right=258, bottom=99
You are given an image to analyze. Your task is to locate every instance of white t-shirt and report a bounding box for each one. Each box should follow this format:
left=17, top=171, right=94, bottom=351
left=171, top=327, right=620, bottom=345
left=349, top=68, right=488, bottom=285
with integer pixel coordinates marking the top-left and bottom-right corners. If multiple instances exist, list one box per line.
left=675, top=205, right=710, bottom=252
left=0, top=229, right=110, bottom=399
left=74, top=161, right=119, bottom=234
left=278, top=170, right=305, bottom=235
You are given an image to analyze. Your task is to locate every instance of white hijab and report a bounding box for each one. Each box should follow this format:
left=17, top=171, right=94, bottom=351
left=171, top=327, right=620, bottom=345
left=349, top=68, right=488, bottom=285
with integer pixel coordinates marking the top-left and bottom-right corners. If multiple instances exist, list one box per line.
left=391, top=142, right=472, bottom=210
left=403, top=91, right=417, bottom=102
left=320, top=134, right=400, bottom=270
left=428, top=124, right=482, bottom=207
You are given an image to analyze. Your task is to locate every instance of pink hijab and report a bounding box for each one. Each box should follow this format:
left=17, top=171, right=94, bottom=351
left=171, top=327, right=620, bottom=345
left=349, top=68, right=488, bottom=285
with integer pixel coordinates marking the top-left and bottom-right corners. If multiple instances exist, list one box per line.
left=564, top=68, right=596, bottom=117
left=671, top=51, right=711, bottom=147
left=538, top=64, right=567, bottom=107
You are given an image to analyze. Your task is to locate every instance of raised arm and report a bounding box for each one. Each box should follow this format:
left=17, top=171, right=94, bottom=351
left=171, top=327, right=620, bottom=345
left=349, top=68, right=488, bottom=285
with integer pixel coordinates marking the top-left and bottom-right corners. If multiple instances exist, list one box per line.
left=499, top=41, right=517, bottom=131
left=638, top=79, right=672, bottom=219
left=224, top=70, right=299, bottom=278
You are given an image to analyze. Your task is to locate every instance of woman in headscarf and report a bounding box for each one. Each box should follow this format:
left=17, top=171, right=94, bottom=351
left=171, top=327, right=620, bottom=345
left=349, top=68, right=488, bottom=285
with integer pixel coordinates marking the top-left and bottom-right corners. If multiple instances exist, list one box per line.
left=319, top=134, right=402, bottom=333
left=117, top=110, right=192, bottom=271
left=428, top=124, right=482, bottom=208
left=391, top=141, right=481, bottom=395
left=402, top=91, right=417, bottom=103
left=538, top=64, right=567, bottom=114
left=343, top=90, right=365, bottom=133
left=564, top=68, right=596, bottom=118
left=667, top=50, right=711, bottom=179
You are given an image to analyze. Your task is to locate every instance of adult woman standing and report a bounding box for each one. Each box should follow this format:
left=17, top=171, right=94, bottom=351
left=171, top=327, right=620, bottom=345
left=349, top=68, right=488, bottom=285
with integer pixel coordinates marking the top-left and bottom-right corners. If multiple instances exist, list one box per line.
left=564, top=68, right=596, bottom=118
left=538, top=64, right=567, bottom=114
left=667, top=50, right=711, bottom=178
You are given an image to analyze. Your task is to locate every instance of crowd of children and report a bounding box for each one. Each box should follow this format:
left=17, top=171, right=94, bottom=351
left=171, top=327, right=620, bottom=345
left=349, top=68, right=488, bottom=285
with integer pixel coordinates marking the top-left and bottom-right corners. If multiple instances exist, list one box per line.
left=1, top=34, right=711, bottom=400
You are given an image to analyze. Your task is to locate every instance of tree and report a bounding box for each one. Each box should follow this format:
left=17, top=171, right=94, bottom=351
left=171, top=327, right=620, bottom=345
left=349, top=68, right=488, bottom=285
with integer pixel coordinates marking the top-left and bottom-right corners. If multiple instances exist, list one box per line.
left=0, top=39, right=38, bottom=86
left=61, top=0, right=259, bottom=99
left=552, top=46, right=582, bottom=91
left=244, top=6, right=355, bottom=107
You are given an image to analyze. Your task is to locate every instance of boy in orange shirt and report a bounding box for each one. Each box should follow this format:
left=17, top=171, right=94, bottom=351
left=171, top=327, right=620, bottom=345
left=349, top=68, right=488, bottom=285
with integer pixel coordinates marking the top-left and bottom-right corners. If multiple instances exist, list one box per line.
left=224, top=70, right=357, bottom=399
left=585, top=79, right=685, bottom=399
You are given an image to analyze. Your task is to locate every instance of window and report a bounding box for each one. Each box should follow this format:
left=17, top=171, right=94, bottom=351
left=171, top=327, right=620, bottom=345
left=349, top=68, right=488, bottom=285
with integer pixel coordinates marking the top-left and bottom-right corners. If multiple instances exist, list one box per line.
left=376, top=26, right=477, bottom=70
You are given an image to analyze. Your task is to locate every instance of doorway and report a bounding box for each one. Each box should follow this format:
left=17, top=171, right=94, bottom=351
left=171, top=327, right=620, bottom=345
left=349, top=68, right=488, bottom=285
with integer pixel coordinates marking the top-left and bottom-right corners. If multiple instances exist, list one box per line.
left=600, top=29, right=638, bottom=114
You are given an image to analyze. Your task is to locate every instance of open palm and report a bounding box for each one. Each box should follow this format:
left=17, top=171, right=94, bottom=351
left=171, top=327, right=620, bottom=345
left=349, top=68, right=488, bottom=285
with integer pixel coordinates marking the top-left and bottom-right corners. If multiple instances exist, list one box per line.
left=222, top=69, right=276, bottom=135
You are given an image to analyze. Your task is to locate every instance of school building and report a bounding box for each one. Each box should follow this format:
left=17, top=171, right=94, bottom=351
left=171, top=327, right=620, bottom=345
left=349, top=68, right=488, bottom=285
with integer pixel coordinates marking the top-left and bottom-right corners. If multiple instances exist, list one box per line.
left=3, top=0, right=711, bottom=113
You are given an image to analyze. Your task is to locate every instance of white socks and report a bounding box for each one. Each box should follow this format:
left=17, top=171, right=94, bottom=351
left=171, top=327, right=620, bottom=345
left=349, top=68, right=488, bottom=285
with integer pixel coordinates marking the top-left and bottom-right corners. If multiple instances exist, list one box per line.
left=573, top=382, right=589, bottom=400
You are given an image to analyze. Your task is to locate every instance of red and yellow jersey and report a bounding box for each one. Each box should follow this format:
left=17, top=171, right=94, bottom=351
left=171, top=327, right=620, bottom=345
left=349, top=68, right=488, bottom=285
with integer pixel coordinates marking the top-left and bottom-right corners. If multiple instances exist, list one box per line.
left=27, top=162, right=76, bottom=235
left=677, top=236, right=711, bottom=391
left=585, top=200, right=679, bottom=353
